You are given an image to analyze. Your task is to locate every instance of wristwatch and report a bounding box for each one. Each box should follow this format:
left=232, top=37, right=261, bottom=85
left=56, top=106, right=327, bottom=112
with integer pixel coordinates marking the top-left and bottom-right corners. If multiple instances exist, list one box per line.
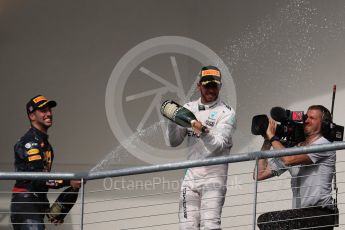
left=269, top=135, right=280, bottom=144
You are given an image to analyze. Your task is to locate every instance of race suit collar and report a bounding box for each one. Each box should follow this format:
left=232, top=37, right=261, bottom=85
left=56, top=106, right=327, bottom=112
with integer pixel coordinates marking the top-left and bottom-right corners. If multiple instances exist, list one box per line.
left=198, top=98, right=220, bottom=110
left=30, top=126, right=49, bottom=140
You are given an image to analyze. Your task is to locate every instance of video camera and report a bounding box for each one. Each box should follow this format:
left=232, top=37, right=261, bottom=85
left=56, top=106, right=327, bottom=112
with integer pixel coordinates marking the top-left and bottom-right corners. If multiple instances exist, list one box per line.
left=251, top=106, right=344, bottom=147
left=251, top=107, right=306, bottom=147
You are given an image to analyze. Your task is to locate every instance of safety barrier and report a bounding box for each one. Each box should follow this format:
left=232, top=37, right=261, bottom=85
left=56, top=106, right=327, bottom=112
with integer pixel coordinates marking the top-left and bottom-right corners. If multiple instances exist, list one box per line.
left=1, top=141, right=345, bottom=229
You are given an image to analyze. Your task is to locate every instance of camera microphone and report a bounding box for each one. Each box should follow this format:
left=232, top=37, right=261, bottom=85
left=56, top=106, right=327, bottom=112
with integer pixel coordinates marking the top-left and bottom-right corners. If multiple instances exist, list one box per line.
left=270, top=107, right=288, bottom=122
left=271, top=106, right=306, bottom=122
left=252, top=106, right=306, bottom=146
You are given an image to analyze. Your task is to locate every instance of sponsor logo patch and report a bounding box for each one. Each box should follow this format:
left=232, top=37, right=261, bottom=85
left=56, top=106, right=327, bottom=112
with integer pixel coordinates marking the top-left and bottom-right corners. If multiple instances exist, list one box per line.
left=27, top=148, right=40, bottom=155
left=209, top=111, right=218, bottom=120
left=28, top=155, right=42, bottom=161
left=228, top=114, right=236, bottom=125
left=187, top=130, right=199, bottom=137
left=24, top=143, right=32, bottom=149
left=33, top=96, right=47, bottom=103
left=44, top=151, right=52, bottom=164
left=205, top=120, right=215, bottom=127
left=182, top=187, right=187, bottom=219
left=201, top=69, right=221, bottom=77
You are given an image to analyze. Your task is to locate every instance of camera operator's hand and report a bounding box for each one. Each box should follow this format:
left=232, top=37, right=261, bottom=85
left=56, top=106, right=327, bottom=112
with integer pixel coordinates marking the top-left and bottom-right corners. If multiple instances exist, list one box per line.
left=266, top=118, right=277, bottom=140
left=266, top=118, right=285, bottom=150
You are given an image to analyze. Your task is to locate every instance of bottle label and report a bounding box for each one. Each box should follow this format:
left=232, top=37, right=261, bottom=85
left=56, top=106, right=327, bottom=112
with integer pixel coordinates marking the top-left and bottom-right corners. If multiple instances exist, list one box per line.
left=161, top=101, right=179, bottom=120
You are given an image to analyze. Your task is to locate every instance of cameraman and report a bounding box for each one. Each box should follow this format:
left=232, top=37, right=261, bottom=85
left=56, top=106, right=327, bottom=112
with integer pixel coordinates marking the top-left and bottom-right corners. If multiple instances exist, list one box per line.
left=256, top=105, right=336, bottom=230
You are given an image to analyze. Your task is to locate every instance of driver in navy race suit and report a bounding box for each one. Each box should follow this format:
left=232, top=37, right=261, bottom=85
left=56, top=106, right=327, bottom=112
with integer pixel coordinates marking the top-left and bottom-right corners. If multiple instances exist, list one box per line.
left=11, top=95, right=81, bottom=230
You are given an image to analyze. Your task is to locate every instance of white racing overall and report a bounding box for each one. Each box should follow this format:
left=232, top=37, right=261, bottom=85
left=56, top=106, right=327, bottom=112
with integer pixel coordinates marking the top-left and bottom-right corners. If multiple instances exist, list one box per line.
left=166, top=98, right=236, bottom=229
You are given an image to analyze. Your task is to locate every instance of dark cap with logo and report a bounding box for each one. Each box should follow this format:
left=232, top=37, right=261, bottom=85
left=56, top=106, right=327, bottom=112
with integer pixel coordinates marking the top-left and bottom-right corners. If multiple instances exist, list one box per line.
left=26, top=95, right=57, bottom=114
left=199, top=65, right=222, bottom=86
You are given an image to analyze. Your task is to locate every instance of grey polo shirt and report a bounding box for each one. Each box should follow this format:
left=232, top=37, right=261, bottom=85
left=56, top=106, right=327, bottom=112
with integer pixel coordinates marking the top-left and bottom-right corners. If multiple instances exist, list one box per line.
left=268, top=136, right=336, bottom=209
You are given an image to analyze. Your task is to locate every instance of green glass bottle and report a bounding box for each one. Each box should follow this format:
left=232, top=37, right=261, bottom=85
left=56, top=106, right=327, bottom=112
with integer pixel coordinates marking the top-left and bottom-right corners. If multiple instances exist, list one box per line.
left=48, top=186, right=79, bottom=221
left=161, top=100, right=207, bottom=133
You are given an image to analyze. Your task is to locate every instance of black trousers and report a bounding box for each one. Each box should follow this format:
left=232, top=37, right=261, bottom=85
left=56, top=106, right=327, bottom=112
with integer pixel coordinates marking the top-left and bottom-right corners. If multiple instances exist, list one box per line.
left=11, top=193, right=49, bottom=230
left=257, top=206, right=335, bottom=230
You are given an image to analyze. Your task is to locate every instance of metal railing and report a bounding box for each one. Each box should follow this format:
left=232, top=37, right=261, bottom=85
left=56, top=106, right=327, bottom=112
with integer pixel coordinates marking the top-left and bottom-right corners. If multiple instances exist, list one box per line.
left=1, top=141, right=345, bottom=229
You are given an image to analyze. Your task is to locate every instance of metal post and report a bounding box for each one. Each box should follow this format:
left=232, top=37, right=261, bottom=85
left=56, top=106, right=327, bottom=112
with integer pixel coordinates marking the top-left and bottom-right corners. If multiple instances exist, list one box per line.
left=80, top=178, right=85, bottom=230
left=252, top=158, right=259, bottom=230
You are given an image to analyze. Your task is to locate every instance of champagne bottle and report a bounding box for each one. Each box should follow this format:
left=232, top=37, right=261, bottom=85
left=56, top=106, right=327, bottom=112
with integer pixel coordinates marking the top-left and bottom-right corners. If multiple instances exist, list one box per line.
left=161, top=100, right=207, bottom=133
left=48, top=186, right=79, bottom=221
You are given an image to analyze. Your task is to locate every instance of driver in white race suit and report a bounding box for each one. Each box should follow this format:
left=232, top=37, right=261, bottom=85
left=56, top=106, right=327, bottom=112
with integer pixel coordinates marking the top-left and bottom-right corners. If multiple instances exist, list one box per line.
left=166, top=65, right=236, bottom=229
